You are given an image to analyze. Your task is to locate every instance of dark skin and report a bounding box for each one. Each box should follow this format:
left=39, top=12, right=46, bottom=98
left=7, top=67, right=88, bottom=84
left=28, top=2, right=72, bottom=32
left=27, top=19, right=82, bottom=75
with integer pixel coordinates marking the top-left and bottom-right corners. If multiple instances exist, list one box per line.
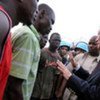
left=4, top=3, right=55, bottom=100
left=0, top=0, right=37, bottom=37
left=0, top=11, right=10, bottom=58
left=33, top=10, right=54, bottom=35
left=40, top=34, right=48, bottom=49
left=33, top=4, right=55, bottom=48
left=0, top=0, right=38, bottom=26
left=33, top=33, right=62, bottom=100
left=59, top=46, right=69, bottom=57
left=44, top=33, right=61, bottom=67
left=0, top=0, right=38, bottom=57
left=47, top=33, right=64, bottom=99
left=3, top=0, right=38, bottom=100
left=88, top=35, right=99, bottom=56
left=49, top=33, right=61, bottom=53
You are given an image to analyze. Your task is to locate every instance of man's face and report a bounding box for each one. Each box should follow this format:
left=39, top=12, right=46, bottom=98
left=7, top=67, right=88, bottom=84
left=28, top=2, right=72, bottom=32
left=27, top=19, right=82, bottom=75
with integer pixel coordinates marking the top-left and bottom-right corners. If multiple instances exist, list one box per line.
left=50, top=34, right=61, bottom=49
left=59, top=46, right=69, bottom=56
left=40, top=34, right=48, bottom=49
left=39, top=15, right=52, bottom=35
left=18, top=0, right=38, bottom=25
left=88, top=36, right=99, bottom=56
left=34, top=11, right=53, bottom=35
left=75, top=48, right=84, bottom=55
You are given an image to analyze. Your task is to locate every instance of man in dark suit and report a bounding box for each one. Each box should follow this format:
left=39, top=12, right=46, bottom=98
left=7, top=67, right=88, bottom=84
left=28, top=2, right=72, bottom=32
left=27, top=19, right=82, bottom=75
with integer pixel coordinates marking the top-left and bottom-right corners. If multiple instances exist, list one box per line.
left=56, top=34, right=100, bottom=100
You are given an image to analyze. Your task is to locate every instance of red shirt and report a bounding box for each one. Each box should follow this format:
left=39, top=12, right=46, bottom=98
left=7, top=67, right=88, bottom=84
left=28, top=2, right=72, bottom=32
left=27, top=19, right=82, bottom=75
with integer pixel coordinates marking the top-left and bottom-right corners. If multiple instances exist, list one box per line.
left=0, top=6, right=12, bottom=100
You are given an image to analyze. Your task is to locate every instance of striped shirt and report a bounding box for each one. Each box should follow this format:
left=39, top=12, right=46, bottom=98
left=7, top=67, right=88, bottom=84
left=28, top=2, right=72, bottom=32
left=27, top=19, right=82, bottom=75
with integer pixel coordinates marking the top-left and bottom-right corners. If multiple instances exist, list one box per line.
left=10, top=25, right=40, bottom=100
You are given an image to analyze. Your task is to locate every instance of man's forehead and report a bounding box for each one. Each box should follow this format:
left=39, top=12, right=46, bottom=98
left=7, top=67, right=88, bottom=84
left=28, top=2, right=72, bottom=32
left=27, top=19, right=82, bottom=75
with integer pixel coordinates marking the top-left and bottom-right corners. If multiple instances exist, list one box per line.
left=52, top=34, right=60, bottom=39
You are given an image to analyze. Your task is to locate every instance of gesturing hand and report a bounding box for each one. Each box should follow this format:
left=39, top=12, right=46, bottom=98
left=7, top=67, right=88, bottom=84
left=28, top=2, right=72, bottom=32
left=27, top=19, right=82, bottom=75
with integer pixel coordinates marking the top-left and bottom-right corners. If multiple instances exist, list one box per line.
left=68, top=52, right=77, bottom=68
left=56, top=60, right=72, bottom=80
left=45, top=60, right=57, bottom=68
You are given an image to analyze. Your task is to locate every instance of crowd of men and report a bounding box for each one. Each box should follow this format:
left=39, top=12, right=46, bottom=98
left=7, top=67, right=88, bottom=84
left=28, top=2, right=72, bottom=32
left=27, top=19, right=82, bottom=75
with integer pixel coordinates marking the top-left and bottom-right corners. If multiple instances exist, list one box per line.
left=0, top=0, right=100, bottom=100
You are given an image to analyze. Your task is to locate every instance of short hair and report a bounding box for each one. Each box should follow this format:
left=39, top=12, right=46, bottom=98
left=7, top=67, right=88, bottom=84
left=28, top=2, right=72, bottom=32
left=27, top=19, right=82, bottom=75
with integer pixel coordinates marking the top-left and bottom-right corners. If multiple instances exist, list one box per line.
left=38, top=3, right=55, bottom=24
left=50, top=32, right=60, bottom=40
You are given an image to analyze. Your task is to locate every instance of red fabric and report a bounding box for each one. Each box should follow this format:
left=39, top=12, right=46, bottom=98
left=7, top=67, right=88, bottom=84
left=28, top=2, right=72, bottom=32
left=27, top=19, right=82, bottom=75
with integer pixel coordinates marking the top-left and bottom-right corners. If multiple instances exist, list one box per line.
left=0, top=36, right=12, bottom=100
left=0, top=6, right=12, bottom=100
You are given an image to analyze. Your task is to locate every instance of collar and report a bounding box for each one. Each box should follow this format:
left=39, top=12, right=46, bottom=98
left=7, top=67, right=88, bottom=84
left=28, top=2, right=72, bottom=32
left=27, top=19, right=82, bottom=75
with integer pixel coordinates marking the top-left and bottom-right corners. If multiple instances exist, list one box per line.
left=83, top=52, right=99, bottom=62
left=29, top=25, right=40, bottom=41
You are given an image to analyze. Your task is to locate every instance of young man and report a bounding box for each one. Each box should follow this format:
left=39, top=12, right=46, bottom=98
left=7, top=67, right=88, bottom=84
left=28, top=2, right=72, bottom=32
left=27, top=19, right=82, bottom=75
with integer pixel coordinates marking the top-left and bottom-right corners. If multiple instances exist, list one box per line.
left=4, top=3, right=55, bottom=100
left=75, top=41, right=88, bottom=55
left=31, top=33, right=61, bottom=100
left=0, top=0, right=37, bottom=99
left=57, top=41, right=71, bottom=99
left=58, top=41, right=70, bottom=65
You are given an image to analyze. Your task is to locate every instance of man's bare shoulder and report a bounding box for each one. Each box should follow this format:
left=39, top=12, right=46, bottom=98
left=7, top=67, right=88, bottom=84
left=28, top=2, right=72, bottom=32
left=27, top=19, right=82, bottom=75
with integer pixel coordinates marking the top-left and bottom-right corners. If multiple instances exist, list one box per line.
left=0, top=10, right=10, bottom=39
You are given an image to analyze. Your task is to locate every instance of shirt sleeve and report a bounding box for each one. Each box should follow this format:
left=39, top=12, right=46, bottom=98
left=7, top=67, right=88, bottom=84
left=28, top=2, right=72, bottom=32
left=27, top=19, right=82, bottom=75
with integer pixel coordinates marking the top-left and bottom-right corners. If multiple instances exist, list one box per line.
left=67, top=74, right=100, bottom=100
left=73, top=63, right=81, bottom=71
left=10, top=32, right=34, bottom=80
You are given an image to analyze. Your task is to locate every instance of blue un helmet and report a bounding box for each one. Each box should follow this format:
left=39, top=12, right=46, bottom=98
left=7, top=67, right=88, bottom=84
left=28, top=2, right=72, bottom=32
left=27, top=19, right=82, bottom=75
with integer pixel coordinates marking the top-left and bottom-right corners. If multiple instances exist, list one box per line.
left=59, top=41, right=70, bottom=51
left=75, top=41, right=89, bottom=52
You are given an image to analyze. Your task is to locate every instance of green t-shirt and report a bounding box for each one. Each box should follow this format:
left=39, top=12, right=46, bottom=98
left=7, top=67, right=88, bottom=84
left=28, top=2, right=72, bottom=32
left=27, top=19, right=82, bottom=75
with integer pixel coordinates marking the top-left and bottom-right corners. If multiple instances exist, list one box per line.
left=10, top=25, right=40, bottom=100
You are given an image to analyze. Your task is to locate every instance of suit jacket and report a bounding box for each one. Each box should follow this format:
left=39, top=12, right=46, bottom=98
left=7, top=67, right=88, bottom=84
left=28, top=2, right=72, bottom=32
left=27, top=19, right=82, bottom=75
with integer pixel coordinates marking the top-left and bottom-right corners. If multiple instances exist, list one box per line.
left=67, top=61, right=100, bottom=100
